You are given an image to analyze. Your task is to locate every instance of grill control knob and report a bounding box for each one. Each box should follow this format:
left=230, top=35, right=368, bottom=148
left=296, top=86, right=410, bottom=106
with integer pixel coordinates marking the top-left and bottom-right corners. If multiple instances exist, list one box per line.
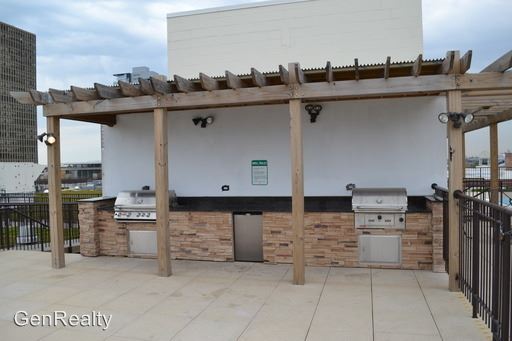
left=399, top=217, right=404, bottom=223
left=377, top=215, right=382, bottom=220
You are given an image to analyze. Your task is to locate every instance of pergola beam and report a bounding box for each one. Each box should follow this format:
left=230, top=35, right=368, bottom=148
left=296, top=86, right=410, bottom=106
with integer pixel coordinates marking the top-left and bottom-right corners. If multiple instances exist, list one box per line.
left=225, top=71, right=244, bottom=89
left=354, top=58, right=360, bottom=80
left=94, top=83, right=123, bottom=99
left=151, top=77, right=172, bottom=95
left=49, top=89, right=74, bottom=103
left=412, top=54, right=423, bottom=77
left=199, top=73, right=221, bottom=91
left=325, top=61, right=333, bottom=83
left=279, top=65, right=290, bottom=85
left=29, top=90, right=51, bottom=105
left=139, top=78, right=155, bottom=95
left=460, top=50, right=472, bottom=74
left=251, top=68, right=267, bottom=87
left=174, top=75, right=196, bottom=93
left=71, top=86, right=99, bottom=101
left=481, top=50, right=512, bottom=73
left=19, top=72, right=512, bottom=118
left=384, top=56, right=391, bottom=79
left=441, top=51, right=455, bottom=74
left=118, top=81, right=143, bottom=97
left=463, top=108, right=512, bottom=132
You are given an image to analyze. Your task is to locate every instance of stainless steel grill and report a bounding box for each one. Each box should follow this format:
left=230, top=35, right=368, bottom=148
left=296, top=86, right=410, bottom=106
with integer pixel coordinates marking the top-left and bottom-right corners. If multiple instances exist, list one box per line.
left=114, top=190, right=176, bottom=221
left=352, top=188, right=407, bottom=229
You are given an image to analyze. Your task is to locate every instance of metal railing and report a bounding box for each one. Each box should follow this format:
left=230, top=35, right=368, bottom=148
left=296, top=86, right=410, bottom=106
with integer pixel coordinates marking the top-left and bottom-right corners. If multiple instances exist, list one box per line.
left=0, top=198, right=86, bottom=253
left=455, top=190, right=512, bottom=341
left=0, top=192, right=99, bottom=204
left=465, top=167, right=512, bottom=180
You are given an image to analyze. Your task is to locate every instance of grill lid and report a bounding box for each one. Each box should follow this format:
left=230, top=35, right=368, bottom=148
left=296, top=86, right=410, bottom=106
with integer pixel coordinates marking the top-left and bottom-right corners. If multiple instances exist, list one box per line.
left=114, top=190, right=176, bottom=210
left=352, top=188, right=407, bottom=212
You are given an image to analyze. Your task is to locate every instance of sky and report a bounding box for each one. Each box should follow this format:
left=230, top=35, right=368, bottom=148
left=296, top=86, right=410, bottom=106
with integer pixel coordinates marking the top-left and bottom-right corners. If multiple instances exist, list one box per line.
left=1, top=0, right=511, bottom=163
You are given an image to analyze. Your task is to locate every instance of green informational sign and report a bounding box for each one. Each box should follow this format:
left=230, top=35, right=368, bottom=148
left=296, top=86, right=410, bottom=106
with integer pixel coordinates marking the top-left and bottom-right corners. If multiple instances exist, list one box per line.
left=251, top=160, right=268, bottom=185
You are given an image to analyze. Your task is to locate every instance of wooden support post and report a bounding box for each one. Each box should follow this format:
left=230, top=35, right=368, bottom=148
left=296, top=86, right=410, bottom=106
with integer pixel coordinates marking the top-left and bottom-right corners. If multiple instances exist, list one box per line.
left=447, top=90, right=463, bottom=292
left=47, top=116, right=65, bottom=268
left=489, top=123, right=499, bottom=204
left=154, top=108, right=171, bottom=277
left=289, top=98, right=305, bottom=285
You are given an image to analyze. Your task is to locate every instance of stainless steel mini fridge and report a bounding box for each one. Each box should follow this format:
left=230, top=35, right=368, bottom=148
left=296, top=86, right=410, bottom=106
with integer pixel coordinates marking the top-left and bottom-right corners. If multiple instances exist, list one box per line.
left=233, top=213, right=263, bottom=262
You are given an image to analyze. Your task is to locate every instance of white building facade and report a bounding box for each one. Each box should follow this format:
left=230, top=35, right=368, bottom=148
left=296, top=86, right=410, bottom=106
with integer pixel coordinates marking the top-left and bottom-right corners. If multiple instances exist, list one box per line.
left=102, top=0, right=444, bottom=197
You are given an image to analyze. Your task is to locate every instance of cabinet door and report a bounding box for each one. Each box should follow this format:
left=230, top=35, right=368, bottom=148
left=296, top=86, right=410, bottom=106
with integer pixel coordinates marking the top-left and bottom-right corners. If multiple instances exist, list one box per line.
left=234, top=213, right=263, bottom=262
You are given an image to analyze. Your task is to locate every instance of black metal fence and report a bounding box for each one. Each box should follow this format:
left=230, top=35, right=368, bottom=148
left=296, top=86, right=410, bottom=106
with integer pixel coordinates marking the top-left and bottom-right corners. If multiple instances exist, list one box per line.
left=465, top=167, right=512, bottom=208
left=455, top=190, right=511, bottom=341
left=0, top=192, right=99, bottom=253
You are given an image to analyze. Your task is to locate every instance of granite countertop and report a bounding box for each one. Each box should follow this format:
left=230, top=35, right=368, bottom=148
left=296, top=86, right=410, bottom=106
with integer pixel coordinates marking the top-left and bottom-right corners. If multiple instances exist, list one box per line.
left=172, top=196, right=430, bottom=213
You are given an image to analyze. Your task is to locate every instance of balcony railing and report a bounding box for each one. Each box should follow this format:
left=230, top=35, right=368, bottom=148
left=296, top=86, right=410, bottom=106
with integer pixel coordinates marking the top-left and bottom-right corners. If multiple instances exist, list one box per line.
left=455, top=190, right=511, bottom=341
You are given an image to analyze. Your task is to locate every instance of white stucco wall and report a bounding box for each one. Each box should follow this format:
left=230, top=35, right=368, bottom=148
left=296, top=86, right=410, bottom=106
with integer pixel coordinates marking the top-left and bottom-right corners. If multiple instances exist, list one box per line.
left=102, top=96, right=447, bottom=197
left=167, top=0, right=423, bottom=78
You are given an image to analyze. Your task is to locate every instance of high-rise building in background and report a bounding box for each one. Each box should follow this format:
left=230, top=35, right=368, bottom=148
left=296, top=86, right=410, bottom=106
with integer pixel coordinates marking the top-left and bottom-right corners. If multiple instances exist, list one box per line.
left=0, top=22, right=37, bottom=163
left=0, top=22, right=43, bottom=193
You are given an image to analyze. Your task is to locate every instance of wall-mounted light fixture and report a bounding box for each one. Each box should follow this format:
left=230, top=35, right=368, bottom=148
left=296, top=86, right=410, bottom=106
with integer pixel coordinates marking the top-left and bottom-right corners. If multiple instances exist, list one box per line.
left=37, top=132, right=56, bottom=146
left=192, top=116, right=214, bottom=128
left=305, top=104, right=322, bottom=123
left=438, top=106, right=491, bottom=129
left=437, top=112, right=474, bottom=128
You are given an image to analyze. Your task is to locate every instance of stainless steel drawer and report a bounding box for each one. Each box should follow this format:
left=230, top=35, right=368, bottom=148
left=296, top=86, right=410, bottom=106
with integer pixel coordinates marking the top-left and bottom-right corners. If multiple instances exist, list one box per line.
left=129, top=230, right=157, bottom=256
left=359, top=235, right=401, bottom=264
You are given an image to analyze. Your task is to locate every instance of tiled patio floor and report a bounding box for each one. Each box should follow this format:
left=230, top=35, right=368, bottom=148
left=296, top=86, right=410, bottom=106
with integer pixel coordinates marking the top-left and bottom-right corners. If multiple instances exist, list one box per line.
left=0, top=251, right=490, bottom=341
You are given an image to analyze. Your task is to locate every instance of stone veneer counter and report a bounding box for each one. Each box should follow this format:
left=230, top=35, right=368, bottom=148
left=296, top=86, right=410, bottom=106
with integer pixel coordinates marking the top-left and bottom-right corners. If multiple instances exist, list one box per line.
left=78, top=196, right=444, bottom=272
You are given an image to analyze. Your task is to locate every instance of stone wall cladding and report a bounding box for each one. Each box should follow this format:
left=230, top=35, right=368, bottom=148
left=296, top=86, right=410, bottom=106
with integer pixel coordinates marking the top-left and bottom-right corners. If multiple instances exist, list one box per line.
left=426, top=199, right=445, bottom=272
left=78, top=202, right=100, bottom=256
left=170, top=212, right=233, bottom=261
left=80, top=200, right=436, bottom=270
left=263, top=212, right=434, bottom=270
left=78, top=200, right=233, bottom=261
left=263, top=212, right=359, bottom=267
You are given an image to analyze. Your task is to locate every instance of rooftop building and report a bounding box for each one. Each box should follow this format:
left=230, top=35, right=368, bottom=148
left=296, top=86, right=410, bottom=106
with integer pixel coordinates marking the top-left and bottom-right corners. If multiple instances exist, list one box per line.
left=0, top=22, right=37, bottom=163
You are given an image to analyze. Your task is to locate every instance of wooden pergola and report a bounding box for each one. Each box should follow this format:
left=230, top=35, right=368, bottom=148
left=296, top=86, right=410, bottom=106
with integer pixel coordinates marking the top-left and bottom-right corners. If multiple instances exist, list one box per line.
left=11, top=50, right=512, bottom=287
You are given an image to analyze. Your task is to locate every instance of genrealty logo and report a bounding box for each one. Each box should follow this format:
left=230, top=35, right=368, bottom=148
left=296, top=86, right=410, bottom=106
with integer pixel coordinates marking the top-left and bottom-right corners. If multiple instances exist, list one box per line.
left=13, top=311, right=112, bottom=331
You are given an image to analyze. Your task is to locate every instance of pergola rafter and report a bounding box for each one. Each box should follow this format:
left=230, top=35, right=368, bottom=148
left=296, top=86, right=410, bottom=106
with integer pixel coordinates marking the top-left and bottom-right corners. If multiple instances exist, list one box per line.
left=9, top=50, right=512, bottom=286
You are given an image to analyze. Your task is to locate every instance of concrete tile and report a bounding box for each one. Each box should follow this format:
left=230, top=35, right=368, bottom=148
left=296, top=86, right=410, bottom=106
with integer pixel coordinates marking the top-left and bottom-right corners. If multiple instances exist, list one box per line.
left=0, top=281, right=47, bottom=299
left=0, top=252, right=490, bottom=341
left=146, top=293, right=215, bottom=318
left=99, top=289, right=168, bottom=314
left=0, top=297, right=49, bottom=321
left=306, top=327, right=373, bottom=341
left=114, top=312, right=191, bottom=341
left=0, top=319, right=58, bottom=341
left=20, top=285, right=83, bottom=304
left=374, top=332, right=442, bottom=341
left=173, top=318, right=248, bottom=341
left=39, top=328, right=108, bottom=341
left=57, top=287, right=125, bottom=309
